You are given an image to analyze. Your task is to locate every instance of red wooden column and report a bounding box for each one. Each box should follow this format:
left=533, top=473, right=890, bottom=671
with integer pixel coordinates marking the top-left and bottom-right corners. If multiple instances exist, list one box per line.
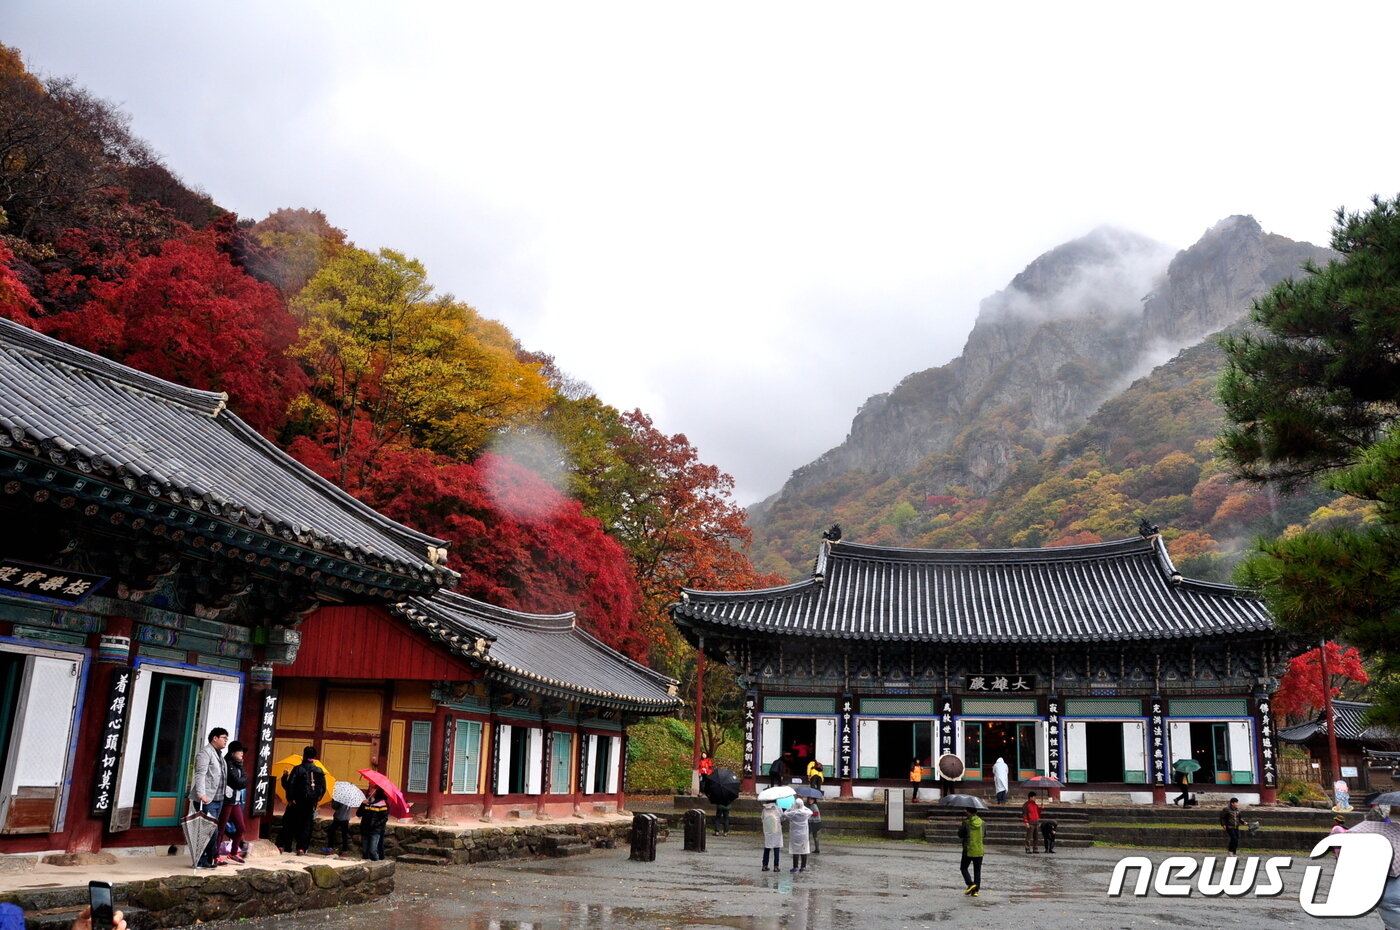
left=65, top=616, right=134, bottom=853
left=237, top=663, right=271, bottom=845
left=482, top=713, right=497, bottom=820
left=427, top=706, right=449, bottom=819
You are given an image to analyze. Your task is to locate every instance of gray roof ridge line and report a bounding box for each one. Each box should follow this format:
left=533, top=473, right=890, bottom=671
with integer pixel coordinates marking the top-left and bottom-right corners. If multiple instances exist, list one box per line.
left=217, top=414, right=455, bottom=558
left=680, top=577, right=817, bottom=599
left=0, top=317, right=228, bottom=416
left=830, top=535, right=1153, bottom=562
left=429, top=588, right=577, bottom=626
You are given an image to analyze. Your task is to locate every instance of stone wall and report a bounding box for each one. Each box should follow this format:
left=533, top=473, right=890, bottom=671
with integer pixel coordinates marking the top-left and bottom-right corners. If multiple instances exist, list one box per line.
left=1, top=861, right=395, bottom=930
left=265, top=816, right=629, bottom=865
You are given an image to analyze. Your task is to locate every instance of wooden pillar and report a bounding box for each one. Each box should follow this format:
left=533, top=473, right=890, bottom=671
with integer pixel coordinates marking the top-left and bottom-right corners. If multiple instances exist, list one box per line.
left=692, top=641, right=705, bottom=796
left=482, top=714, right=497, bottom=819
left=427, top=707, right=449, bottom=819
left=235, top=663, right=270, bottom=846
left=66, top=616, right=135, bottom=854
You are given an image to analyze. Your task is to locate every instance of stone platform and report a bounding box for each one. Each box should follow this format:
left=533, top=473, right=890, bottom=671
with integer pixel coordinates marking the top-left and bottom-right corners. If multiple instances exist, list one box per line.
left=0, top=847, right=394, bottom=930
left=263, top=814, right=632, bottom=865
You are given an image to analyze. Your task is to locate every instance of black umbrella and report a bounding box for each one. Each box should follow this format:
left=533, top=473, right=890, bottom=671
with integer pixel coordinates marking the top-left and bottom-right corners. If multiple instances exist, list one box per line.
left=703, top=768, right=741, bottom=806
left=793, top=785, right=824, bottom=799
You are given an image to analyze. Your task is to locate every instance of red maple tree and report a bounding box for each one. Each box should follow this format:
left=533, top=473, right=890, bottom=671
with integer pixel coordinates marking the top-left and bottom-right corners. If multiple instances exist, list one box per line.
left=1271, top=641, right=1369, bottom=720
left=40, top=226, right=306, bottom=434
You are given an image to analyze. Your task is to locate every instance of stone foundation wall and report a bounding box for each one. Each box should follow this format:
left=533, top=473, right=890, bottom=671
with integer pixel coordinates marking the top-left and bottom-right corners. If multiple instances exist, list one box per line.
left=1, top=861, right=395, bottom=930
left=264, top=816, right=629, bottom=865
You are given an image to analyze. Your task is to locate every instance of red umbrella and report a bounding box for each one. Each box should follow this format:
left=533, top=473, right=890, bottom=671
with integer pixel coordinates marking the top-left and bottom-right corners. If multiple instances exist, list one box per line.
left=358, top=768, right=412, bottom=819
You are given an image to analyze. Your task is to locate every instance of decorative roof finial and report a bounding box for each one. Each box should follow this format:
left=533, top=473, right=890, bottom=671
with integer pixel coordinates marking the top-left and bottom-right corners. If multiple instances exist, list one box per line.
left=822, top=524, right=843, bottom=542
left=1137, top=518, right=1160, bottom=538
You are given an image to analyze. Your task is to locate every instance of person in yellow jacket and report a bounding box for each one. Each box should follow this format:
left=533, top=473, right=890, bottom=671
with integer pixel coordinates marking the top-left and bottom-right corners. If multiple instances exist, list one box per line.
left=910, top=759, right=924, bottom=803
left=806, top=759, right=824, bottom=790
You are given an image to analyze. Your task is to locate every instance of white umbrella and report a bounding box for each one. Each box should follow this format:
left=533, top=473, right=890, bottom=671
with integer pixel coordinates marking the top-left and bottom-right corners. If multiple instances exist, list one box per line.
left=332, top=781, right=367, bottom=808
left=757, top=785, right=796, bottom=802
left=938, top=793, right=989, bottom=810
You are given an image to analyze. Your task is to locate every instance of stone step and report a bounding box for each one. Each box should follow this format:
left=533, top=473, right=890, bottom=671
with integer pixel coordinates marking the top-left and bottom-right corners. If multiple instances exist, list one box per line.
left=403, top=842, right=450, bottom=856
left=395, top=853, right=453, bottom=866
left=546, top=843, right=593, bottom=857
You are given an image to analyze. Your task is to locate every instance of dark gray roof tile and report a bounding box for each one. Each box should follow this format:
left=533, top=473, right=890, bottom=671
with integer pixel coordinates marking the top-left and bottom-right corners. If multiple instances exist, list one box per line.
left=398, top=591, right=680, bottom=712
left=0, top=317, right=452, bottom=583
left=675, top=535, right=1273, bottom=644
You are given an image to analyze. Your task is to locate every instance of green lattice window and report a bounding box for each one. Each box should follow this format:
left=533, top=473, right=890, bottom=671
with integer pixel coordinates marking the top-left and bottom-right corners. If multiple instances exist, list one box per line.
left=961, top=698, right=1038, bottom=716
left=764, top=697, right=836, bottom=714
left=859, top=699, right=936, bottom=715
left=1169, top=699, right=1249, bottom=717
left=1064, top=699, right=1142, bottom=716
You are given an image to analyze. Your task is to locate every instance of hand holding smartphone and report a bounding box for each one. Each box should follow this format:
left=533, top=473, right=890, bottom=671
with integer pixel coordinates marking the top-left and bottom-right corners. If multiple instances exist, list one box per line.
left=87, top=881, right=113, bottom=929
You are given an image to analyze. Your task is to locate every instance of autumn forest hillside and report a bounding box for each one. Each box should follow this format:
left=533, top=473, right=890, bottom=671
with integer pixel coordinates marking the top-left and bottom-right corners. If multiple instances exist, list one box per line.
left=0, top=44, right=781, bottom=692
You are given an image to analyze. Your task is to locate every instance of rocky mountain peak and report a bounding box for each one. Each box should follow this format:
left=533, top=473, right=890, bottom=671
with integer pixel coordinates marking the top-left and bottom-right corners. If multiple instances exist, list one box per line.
left=761, top=217, right=1333, bottom=515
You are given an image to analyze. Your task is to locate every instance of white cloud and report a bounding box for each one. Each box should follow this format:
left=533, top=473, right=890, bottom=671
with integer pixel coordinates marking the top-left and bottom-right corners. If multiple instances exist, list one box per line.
left=5, top=0, right=1399, bottom=504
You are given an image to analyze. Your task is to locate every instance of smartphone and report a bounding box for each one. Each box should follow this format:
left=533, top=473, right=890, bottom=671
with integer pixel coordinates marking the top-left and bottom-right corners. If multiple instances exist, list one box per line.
left=89, top=880, right=113, bottom=929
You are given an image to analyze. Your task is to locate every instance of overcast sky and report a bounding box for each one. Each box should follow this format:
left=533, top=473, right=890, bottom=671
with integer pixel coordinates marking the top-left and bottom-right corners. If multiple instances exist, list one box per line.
left=5, top=3, right=1398, bottom=504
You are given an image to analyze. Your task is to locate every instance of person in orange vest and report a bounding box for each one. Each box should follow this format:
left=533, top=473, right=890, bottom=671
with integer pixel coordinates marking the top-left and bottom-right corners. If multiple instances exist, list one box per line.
left=910, top=758, right=925, bottom=803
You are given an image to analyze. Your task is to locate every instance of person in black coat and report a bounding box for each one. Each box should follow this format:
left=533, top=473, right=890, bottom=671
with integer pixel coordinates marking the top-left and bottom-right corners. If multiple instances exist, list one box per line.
left=276, top=746, right=324, bottom=855
left=218, top=741, right=250, bottom=862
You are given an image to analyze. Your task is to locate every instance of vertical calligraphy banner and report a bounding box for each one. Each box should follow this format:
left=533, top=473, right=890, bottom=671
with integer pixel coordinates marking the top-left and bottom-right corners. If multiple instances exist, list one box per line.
left=250, top=689, right=278, bottom=817
left=742, top=691, right=757, bottom=779
left=939, top=697, right=954, bottom=759
left=90, top=668, right=131, bottom=816
left=1150, top=696, right=1166, bottom=787
left=839, top=694, right=853, bottom=780
left=441, top=716, right=455, bottom=794
left=1256, top=697, right=1276, bottom=789
left=1046, top=697, right=1061, bottom=781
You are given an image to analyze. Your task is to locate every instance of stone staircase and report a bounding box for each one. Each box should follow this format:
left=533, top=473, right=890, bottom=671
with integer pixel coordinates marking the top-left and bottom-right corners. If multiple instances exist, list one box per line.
left=653, top=794, right=1367, bottom=852
left=921, top=805, right=1093, bottom=849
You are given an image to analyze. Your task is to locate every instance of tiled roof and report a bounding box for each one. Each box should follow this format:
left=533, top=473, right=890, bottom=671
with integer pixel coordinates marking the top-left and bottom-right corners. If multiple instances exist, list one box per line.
left=397, top=591, right=680, bottom=712
left=0, top=317, right=453, bottom=586
left=674, top=535, right=1273, bottom=644
left=1278, top=701, right=1398, bottom=743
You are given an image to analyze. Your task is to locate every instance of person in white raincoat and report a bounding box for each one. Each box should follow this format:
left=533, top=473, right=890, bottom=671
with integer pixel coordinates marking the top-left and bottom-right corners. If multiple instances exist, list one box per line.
left=783, top=797, right=814, bottom=872
left=760, top=801, right=785, bottom=871
left=993, top=757, right=1010, bottom=804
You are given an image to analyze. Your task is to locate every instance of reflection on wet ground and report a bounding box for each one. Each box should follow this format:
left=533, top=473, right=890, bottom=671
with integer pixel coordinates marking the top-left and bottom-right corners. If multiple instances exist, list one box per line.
left=224, top=835, right=1361, bottom=930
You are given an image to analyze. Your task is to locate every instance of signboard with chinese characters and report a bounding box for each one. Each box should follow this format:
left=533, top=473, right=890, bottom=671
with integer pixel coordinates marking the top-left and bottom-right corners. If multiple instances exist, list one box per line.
left=1150, top=698, right=1166, bottom=786
left=1046, top=698, right=1061, bottom=781
left=963, top=675, right=1036, bottom=693
left=90, top=668, right=131, bottom=816
left=1256, top=697, right=1277, bottom=789
left=250, top=689, right=278, bottom=817
left=0, top=559, right=106, bottom=606
left=838, top=695, right=853, bottom=780
left=939, top=699, right=954, bottom=758
left=742, top=692, right=757, bottom=778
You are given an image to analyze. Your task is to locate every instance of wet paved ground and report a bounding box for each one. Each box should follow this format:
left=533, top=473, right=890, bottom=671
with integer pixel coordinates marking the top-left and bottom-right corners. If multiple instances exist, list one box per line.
left=224, top=835, right=1372, bottom=930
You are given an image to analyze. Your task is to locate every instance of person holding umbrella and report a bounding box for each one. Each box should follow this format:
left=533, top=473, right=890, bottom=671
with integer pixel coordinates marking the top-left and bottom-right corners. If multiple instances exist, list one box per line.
left=188, top=727, right=230, bottom=869
left=783, top=796, right=814, bottom=872
left=277, top=746, right=325, bottom=856
left=1173, top=758, right=1200, bottom=806
left=702, top=768, right=740, bottom=836
left=359, top=786, right=390, bottom=861
left=959, top=806, right=984, bottom=896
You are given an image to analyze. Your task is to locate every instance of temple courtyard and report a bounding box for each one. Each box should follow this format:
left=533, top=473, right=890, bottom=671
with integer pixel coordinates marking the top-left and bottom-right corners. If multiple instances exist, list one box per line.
left=226, top=835, right=1357, bottom=930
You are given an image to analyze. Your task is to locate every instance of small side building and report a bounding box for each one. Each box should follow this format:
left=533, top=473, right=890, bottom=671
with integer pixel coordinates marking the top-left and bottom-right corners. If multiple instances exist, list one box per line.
left=673, top=531, right=1297, bottom=804
left=272, top=590, right=680, bottom=820
left=1278, top=700, right=1400, bottom=790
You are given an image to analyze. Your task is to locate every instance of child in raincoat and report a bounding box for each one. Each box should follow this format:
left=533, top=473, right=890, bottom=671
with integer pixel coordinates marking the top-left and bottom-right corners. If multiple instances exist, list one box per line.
left=783, top=797, right=814, bottom=872
left=760, top=800, right=784, bottom=871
